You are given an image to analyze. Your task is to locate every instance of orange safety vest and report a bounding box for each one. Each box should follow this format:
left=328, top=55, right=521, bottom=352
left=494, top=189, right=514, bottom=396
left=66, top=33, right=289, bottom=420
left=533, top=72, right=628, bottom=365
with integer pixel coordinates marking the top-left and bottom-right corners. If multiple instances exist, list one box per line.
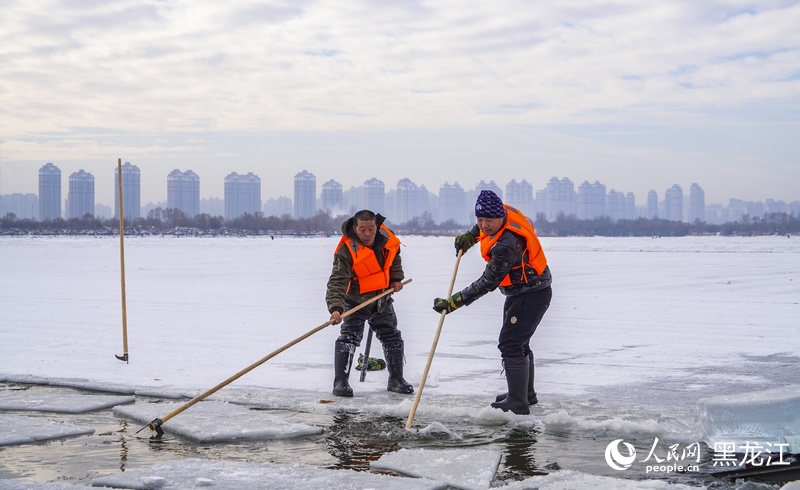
left=479, top=204, right=547, bottom=287
left=336, top=225, right=401, bottom=293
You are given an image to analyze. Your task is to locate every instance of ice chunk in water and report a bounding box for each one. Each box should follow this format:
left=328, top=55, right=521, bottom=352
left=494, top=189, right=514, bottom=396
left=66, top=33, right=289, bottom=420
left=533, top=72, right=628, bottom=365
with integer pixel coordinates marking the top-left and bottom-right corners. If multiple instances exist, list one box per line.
left=92, top=458, right=445, bottom=490
left=371, top=448, right=501, bottom=490
left=114, top=401, right=322, bottom=442
left=0, top=390, right=134, bottom=413
left=0, top=414, right=94, bottom=446
left=698, top=385, right=800, bottom=454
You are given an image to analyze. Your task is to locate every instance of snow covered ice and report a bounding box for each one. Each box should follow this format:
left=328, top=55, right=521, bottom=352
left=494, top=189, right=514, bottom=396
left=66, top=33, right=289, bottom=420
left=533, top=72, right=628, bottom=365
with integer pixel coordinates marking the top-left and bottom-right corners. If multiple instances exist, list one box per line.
left=0, top=391, right=134, bottom=414
left=370, top=448, right=502, bottom=489
left=1, top=234, right=800, bottom=489
left=114, top=400, right=322, bottom=443
left=0, top=414, right=94, bottom=447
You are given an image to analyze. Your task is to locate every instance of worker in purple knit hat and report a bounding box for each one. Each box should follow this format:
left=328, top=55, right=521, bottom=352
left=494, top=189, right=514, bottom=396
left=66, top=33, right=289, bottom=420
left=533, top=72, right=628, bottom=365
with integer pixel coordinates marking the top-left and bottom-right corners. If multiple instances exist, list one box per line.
left=433, top=190, right=553, bottom=415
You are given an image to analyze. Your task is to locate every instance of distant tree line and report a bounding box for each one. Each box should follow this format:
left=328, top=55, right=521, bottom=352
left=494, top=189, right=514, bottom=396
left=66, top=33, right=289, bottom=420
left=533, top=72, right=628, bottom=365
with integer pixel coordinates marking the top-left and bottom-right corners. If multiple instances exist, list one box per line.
left=1, top=207, right=799, bottom=236
left=532, top=211, right=800, bottom=237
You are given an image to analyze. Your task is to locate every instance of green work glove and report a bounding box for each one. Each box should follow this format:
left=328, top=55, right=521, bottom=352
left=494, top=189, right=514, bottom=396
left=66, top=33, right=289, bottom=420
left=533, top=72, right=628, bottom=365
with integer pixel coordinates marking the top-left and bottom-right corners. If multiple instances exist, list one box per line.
left=454, top=232, right=477, bottom=256
left=433, top=292, right=464, bottom=314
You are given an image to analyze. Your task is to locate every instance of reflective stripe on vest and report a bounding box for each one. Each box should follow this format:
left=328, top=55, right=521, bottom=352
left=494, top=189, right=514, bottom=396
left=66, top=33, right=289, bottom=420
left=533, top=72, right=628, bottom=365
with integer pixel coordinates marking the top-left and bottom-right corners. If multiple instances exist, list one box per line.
left=479, top=204, right=547, bottom=287
left=336, top=225, right=401, bottom=293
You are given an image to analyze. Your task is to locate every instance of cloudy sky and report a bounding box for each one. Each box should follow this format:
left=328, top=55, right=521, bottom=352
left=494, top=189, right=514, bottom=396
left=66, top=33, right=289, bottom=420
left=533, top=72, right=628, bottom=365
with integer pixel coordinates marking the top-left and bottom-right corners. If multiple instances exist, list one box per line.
left=1, top=0, right=798, bottom=207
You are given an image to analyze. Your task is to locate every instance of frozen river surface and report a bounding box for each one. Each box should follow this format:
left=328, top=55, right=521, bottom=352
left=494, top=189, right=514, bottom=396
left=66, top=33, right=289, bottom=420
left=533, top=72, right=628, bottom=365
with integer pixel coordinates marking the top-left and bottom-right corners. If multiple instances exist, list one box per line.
left=1, top=235, right=799, bottom=489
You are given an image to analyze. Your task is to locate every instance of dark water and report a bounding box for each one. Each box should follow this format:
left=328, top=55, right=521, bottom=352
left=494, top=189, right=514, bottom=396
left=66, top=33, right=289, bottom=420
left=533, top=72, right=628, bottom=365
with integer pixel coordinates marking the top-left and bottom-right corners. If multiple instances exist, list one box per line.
left=0, top=383, right=791, bottom=488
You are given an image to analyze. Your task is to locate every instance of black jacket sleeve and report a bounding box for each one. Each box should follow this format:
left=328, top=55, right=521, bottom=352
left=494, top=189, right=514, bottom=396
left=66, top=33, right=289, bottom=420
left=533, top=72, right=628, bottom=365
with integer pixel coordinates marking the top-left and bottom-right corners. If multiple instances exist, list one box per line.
left=459, top=231, right=518, bottom=305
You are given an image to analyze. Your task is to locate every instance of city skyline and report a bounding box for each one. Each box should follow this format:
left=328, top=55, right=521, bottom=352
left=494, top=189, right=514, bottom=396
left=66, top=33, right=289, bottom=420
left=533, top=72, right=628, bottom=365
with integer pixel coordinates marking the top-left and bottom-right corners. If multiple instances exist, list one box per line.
left=1, top=153, right=798, bottom=211
left=4, top=163, right=798, bottom=226
left=3, top=160, right=799, bottom=211
left=1, top=3, right=799, bottom=210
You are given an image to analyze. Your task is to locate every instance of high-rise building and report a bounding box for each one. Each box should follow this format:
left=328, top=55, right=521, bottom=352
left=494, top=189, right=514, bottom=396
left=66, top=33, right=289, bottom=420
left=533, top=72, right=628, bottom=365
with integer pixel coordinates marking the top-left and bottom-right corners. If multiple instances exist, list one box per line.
left=534, top=188, right=547, bottom=217
left=688, top=183, right=705, bottom=223
left=167, top=169, right=200, bottom=218
left=624, top=192, right=636, bottom=220
left=647, top=190, right=659, bottom=219
left=0, top=193, right=38, bottom=220
left=114, top=162, right=141, bottom=221
left=475, top=180, right=503, bottom=200
left=293, top=170, right=316, bottom=219
left=200, top=197, right=224, bottom=217
left=544, top=177, right=576, bottom=221
left=94, top=203, right=112, bottom=219
left=765, top=199, right=786, bottom=214
left=746, top=200, right=765, bottom=218
left=320, top=179, right=343, bottom=214
left=439, top=182, right=467, bottom=225
left=728, top=198, right=746, bottom=222
left=342, top=186, right=362, bottom=215
left=664, top=184, right=683, bottom=222
left=362, top=178, right=385, bottom=214
left=395, top=178, right=427, bottom=224
left=224, top=172, right=261, bottom=220
left=505, top=179, right=534, bottom=218
left=577, top=180, right=606, bottom=220
left=38, top=162, right=61, bottom=221
left=706, top=203, right=727, bottom=225
left=264, top=196, right=292, bottom=217
left=67, top=170, right=94, bottom=219
left=606, top=189, right=626, bottom=221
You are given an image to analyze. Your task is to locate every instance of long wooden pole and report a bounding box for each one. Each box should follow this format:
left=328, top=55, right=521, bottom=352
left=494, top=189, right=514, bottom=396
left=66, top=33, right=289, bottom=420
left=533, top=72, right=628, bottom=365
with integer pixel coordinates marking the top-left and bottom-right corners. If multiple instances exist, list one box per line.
left=139, top=278, right=412, bottom=436
left=116, top=158, right=129, bottom=363
left=405, top=250, right=462, bottom=429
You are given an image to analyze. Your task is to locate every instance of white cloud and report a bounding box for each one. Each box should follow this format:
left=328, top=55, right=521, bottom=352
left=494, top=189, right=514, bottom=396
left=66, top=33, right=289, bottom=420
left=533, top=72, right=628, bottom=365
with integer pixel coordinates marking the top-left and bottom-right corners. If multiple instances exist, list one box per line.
left=1, top=0, right=799, bottom=204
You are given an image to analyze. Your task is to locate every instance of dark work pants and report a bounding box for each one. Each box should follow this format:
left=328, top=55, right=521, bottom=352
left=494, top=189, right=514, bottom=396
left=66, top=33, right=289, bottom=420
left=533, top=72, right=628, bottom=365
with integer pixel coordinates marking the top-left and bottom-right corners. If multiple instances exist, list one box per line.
left=497, top=286, right=552, bottom=359
left=336, top=301, right=404, bottom=347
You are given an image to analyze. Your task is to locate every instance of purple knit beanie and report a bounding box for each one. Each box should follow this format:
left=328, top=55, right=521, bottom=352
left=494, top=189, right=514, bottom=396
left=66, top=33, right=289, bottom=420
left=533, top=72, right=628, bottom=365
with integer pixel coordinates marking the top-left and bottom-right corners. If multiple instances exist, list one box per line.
left=475, top=190, right=505, bottom=218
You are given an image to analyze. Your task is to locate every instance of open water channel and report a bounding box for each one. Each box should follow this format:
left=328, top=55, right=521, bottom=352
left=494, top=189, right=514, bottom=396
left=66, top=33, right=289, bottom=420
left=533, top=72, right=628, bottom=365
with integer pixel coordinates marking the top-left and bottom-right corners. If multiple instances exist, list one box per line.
left=1, top=383, right=793, bottom=489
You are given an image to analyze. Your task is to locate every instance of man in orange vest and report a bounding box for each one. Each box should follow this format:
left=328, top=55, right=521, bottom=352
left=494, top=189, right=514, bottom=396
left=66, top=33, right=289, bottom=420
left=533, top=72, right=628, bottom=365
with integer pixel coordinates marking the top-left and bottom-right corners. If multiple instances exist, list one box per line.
left=433, top=190, right=552, bottom=415
left=326, top=209, right=414, bottom=397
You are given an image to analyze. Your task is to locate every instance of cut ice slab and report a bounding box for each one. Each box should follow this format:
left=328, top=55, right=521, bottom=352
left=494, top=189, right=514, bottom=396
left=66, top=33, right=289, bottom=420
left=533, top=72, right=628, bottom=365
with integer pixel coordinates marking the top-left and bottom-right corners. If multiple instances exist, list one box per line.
left=0, top=390, right=134, bottom=413
left=114, top=401, right=322, bottom=442
left=698, top=385, right=800, bottom=454
left=371, top=447, right=502, bottom=490
left=0, top=414, right=94, bottom=446
left=91, top=457, right=447, bottom=490
left=0, top=481, right=88, bottom=490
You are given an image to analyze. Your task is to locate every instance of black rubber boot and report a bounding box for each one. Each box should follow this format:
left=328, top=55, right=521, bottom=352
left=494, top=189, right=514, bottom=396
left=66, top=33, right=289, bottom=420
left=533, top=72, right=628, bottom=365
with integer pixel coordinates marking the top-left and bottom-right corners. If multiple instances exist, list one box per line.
left=490, top=356, right=531, bottom=415
left=383, top=340, right=414, bottom=394
left=333, top=341, right=355, bottom=397
left=495, top=351, right=538, bottom=405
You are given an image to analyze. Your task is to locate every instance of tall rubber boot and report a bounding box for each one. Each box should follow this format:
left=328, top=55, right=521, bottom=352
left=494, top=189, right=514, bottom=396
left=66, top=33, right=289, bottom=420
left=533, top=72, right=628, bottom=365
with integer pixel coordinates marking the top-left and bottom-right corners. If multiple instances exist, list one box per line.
left=333, top=341, right=355, bottom=397
left=383, top=340, right=414, bottom=394
left=495, top=351, right=538, bottom=405
left=490, top=356, right=530, bottom=415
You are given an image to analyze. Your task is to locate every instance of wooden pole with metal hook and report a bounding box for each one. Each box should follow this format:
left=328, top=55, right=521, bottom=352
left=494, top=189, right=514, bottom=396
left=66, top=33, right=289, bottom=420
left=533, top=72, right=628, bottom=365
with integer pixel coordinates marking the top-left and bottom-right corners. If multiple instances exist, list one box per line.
left=359, top=327, right=374, bottom=382
left=115, top=158, right=129, bottom=363
left=138, top=278, right=412, bottom=437
left=405, top=250, right=462, bottom=429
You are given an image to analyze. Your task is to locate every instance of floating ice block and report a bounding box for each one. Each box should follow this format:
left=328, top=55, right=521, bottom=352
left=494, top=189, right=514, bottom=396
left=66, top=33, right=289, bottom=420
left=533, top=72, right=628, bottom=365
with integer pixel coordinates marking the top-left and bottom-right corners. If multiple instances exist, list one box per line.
left=698, top=386, right=800, bottom=454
